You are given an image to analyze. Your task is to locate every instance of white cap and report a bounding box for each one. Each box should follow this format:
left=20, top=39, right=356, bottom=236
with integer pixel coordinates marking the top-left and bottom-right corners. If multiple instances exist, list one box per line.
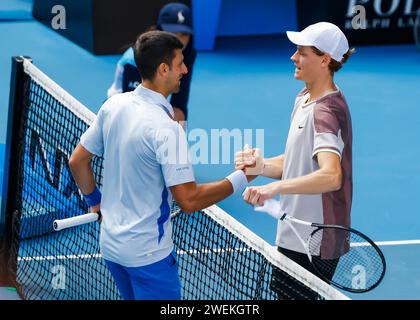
left=286, top=22, right=349, bottom=62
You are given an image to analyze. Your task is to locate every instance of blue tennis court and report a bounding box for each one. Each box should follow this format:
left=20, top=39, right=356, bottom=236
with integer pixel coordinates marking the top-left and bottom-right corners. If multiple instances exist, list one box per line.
left=0, top=0, right=419, bottom=300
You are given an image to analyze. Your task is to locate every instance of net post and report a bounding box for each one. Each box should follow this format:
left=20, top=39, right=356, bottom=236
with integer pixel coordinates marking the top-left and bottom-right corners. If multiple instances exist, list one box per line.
left=0, top=56, right=32, bottom=286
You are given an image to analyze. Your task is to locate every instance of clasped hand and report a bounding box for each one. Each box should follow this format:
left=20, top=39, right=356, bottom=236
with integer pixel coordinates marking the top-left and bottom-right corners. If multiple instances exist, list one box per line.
left=234, top=145, right=280, bottom=206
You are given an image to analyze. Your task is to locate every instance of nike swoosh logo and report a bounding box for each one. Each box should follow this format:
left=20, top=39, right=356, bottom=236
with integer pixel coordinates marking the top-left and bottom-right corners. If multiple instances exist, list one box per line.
left=298, top=126, right=304, bottom=129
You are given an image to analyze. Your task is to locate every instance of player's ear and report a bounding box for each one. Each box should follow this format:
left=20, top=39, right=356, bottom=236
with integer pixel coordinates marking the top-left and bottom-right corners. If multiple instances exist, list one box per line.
left=157, top=62, right=169, bottom=77
left=322, top=54, right=332, bottom=67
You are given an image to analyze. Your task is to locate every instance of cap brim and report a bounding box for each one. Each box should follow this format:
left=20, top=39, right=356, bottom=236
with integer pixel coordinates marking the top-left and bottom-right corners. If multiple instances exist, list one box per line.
left=160, top=24, right=193, bottom=34
left=286, top=31, right=313, bottom=46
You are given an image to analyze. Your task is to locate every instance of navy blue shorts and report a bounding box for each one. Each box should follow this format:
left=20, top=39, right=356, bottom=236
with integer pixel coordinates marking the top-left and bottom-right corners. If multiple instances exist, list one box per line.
left=105, top=251, right=181, bottom=300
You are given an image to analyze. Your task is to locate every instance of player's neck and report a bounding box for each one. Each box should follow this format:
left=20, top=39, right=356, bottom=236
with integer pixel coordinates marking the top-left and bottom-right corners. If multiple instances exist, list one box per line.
left=142, top=80, right=170, bottom=98
left=305, top=77, right=336, bottom=103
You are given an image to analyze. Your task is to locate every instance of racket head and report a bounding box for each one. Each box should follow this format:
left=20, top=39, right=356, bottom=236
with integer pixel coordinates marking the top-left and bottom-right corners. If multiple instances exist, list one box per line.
left=308, top=225, right=386, bottom=293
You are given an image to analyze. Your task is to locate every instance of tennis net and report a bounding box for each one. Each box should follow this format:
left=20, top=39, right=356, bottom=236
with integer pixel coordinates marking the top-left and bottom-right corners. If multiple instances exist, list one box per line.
left=0, top=57, right=349, bottom=300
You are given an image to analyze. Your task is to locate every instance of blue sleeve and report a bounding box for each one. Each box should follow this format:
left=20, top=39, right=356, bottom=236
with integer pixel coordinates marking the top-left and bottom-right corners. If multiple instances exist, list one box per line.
left=118, top=47, right=136, bottom=67
left=108, top=48, right=138, bottom=98
left=118, top=47, right=141, bottom=93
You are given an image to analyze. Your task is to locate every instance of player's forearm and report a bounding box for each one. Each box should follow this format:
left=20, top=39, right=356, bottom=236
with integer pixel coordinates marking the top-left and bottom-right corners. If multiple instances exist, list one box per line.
left=262, top=155, right=284, bottom=179
left=182, top=180, right=233, bottom=213
left=275, top=167, right=342, bottom=195
left=68, top=158, right=97, bottom=195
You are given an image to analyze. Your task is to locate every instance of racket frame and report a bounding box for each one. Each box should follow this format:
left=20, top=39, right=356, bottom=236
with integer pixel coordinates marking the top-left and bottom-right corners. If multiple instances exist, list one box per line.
left=279, top=213, right=386, bottom=293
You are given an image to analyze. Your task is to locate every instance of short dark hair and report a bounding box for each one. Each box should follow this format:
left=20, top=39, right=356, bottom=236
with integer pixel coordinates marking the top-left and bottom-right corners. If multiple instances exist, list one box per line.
left=134, top=30, right=184, bottom=81
left=311, top=46, right=356, bottom=75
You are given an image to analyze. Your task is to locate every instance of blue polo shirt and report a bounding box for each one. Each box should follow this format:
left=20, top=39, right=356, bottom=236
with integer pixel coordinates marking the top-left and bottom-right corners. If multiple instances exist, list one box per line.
left=80, top=85, right=195, bottom=267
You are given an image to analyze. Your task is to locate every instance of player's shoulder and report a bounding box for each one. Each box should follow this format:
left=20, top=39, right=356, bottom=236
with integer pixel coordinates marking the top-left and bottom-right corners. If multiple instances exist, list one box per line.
left=106, top=91, right=132, bottom=103
left=100, top=91, right=133, bottom=113
left=314, top=90, right=348, bottom=114
left=154, top=118, right=184, bottom=138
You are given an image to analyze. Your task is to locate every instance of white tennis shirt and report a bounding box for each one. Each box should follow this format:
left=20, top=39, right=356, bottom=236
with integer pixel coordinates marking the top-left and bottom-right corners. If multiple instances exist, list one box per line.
left=80, top=85, right=195, bottom=267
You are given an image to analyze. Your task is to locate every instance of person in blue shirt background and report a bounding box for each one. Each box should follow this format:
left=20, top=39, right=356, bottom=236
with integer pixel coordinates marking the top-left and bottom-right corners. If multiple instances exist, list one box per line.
left=107, top=2, right=196, bottom=124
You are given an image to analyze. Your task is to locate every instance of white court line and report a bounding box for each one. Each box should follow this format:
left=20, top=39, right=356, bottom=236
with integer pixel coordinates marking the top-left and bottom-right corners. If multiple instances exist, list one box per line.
left=18, top=240, right=420, bottom=262
left=351, top=239, right=420, bottom=247
left=17, top=247, right=251, bottom=262
left=18, top=253, right=102, bottom=262
left=373, top=240, right=420, bottom=246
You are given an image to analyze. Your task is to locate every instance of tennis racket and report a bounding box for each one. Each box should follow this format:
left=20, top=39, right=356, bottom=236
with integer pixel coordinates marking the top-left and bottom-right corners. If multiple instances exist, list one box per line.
left=255, top=199, right=386, bottom=293
left=52, top=209, right=182, bottom=231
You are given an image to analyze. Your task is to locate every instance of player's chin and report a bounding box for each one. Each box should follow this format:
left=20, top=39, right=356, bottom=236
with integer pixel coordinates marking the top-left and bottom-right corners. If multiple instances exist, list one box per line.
left=173, top=83, right=181, bottom=93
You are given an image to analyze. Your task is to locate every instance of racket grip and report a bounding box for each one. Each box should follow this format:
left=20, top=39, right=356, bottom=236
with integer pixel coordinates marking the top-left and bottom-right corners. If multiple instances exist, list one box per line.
left=53, top=212, right=101, bottom=231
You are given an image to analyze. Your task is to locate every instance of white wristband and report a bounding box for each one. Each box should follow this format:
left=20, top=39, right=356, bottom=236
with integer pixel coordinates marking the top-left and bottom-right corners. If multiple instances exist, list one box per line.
left=226, top=170, right=248, bottom=194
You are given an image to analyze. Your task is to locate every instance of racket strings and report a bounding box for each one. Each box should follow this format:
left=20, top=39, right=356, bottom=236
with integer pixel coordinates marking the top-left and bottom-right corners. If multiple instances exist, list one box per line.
left=308, top=228, right=385, bottom=292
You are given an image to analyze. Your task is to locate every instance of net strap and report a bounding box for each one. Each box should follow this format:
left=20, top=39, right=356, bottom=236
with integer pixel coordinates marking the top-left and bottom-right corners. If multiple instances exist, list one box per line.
left=23, top=58, right=95, bottom=124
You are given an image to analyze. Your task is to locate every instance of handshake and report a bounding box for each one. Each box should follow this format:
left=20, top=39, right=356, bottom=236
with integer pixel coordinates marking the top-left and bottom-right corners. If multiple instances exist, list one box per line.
left=234, top=144, right=265, bottom=176
left=234, top=145, right=283, bottom=219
